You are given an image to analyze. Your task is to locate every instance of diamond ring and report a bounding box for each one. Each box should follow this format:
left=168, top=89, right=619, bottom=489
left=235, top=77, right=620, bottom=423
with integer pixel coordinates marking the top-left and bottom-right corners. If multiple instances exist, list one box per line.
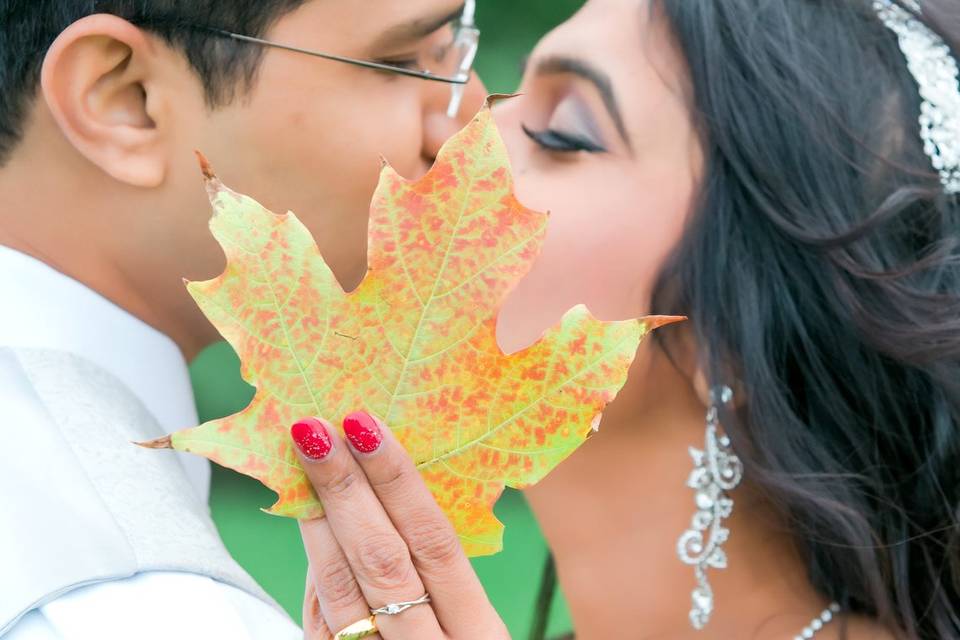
left=370, top=592, right=432, bottom=616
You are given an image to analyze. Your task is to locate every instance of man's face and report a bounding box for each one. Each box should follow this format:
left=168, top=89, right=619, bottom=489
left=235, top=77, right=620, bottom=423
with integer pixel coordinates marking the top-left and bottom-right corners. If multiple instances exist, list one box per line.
left=165, top=0, right=486, bottom=298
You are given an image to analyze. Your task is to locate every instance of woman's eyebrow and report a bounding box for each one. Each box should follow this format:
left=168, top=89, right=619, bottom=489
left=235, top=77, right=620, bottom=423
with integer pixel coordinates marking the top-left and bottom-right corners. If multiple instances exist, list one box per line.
left=371, top=3, right=466, bottom=50
left=534, top=55, right=633, bottom=151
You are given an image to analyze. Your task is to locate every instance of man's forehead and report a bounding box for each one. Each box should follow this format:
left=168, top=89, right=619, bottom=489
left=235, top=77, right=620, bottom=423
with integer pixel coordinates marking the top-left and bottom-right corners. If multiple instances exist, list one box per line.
left=367, top=0, right=466, bottom=47
left=313, top=1, right=463, bottom=33
left=273, top=0, right=465, bottom=52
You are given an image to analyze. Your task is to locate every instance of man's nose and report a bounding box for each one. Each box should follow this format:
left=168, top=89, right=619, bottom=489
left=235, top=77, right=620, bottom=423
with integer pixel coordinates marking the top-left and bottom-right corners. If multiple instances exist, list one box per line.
left=421, top=71, right=489, bottom=161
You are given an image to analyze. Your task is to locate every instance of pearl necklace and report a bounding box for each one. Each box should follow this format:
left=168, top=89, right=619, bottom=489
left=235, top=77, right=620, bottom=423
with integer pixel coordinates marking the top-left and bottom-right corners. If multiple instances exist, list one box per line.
left=794, top=602, right=841, bottom=640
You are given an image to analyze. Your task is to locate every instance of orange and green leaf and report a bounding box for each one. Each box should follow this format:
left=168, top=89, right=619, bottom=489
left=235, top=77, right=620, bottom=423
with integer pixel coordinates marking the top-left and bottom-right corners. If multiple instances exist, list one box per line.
left=144, top=101, right=681, bottom=556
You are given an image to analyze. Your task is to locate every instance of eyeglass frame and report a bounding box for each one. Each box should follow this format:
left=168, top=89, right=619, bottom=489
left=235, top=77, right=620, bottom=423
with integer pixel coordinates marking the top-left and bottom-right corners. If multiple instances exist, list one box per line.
left=193, top=0, right=479, bottom=118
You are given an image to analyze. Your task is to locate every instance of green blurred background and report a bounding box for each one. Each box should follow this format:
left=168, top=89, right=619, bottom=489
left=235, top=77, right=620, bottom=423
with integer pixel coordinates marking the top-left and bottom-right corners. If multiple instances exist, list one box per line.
left=191, top=2, right=584, bottom=638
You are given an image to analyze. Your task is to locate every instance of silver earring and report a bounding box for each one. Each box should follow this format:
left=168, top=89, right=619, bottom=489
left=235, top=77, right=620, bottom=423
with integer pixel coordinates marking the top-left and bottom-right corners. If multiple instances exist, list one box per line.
left=676, top=385, right=743, bottom=630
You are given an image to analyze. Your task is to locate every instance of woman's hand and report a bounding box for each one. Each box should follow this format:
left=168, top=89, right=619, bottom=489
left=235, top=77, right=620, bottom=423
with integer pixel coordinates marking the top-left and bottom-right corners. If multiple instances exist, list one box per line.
left=290, top=411, right=510, bottom=640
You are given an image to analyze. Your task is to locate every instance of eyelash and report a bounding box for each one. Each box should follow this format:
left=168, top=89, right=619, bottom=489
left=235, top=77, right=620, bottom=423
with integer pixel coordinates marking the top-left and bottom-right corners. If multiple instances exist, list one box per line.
left=376, top=23, right=456, bottom=76
left=376, top=58, right=421, bottom=71
left=521, top=124, right=606, bottom=154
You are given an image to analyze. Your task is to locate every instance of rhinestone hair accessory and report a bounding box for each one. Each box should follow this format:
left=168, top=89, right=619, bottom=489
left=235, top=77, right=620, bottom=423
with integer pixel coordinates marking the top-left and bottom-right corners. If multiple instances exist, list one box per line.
left=676, top=385, right=744, bottom=630
left=872, top=0, right=960, bottom=194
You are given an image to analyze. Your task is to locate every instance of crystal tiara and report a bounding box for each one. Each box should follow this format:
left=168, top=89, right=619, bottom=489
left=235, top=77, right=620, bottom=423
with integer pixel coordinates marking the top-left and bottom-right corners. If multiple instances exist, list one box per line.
left=872, top=0, right=960, bottom=195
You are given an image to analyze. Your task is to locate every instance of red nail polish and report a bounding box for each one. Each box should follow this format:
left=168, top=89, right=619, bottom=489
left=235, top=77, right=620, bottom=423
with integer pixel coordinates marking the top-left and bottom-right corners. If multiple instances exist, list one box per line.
left=291, top=418, right=333, bottom=460
left=343, top=411, right=382, bottom=453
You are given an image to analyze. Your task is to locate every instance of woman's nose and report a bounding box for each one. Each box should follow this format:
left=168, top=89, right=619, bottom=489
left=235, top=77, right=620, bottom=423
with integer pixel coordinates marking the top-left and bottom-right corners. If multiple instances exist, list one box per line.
left=421, top=71, right=489, bottom=162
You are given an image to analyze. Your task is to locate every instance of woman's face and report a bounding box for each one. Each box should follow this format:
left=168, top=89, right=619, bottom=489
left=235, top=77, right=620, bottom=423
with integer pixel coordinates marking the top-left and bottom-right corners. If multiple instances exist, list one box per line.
left=493, top=0, right=703, bottom=353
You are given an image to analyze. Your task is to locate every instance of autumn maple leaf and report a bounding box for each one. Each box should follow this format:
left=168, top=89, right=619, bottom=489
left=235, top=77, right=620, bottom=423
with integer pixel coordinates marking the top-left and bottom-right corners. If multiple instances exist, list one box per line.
left=140, top=99, right=682, bottom=556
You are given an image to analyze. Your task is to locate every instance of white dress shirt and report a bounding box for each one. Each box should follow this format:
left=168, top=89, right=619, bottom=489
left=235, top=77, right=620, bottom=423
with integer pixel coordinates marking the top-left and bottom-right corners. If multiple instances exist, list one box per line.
left=0, top=245, right=302, bottom=640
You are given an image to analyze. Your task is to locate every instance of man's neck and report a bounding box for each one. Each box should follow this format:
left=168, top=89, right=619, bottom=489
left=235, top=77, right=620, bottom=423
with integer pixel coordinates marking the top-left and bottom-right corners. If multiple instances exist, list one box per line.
left=0, top=221, right=190, bottom=345
left=0, top=144, right=211, bottom=362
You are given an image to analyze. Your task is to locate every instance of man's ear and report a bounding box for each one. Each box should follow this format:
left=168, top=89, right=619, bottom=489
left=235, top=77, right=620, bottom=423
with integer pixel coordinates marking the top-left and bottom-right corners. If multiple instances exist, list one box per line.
left=40, top=14, right=167, bottom=187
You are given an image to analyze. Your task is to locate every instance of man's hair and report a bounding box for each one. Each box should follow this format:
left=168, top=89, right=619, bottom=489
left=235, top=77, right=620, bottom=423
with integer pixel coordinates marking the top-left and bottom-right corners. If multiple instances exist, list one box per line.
left=0, top=0, right=311, bottom=164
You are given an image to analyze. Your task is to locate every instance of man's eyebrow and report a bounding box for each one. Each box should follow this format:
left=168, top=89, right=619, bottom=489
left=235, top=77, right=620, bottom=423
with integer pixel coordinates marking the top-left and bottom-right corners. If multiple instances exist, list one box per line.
left=371, top=3, right=466, bottom=49
left=534, top=55, right=633, bottom=151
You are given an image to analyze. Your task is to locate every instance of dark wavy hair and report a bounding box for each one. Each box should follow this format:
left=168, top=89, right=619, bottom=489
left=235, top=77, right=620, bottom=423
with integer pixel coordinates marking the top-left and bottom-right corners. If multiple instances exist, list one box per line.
left=532, top=1, right=960, bottom=639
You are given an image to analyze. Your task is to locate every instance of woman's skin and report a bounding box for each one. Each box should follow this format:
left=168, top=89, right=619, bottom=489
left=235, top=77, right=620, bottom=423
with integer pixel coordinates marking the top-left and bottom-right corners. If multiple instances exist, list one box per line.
left=295, top=0, right=899, bottom=638
left=495, top=2, right=895, bottom=637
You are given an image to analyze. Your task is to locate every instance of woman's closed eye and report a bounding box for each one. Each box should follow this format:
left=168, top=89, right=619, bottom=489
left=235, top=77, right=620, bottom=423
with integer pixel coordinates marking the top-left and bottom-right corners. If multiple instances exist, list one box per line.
left=522, top=123, right=607, bottom=153
left=520, top=89, right=610, bottom=155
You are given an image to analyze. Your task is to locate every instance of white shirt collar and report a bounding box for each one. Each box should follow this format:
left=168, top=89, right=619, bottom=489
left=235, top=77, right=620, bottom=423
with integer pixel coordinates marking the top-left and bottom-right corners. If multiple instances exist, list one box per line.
left=0, top=244, right=209, bottom=500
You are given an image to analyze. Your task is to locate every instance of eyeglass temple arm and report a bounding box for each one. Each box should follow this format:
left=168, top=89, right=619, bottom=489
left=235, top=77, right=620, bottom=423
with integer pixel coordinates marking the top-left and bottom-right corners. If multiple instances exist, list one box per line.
left=462, top=0, right=476, bottom=27
left=208, top=29, right=470, bottom=85
left=447, top=0, right=479, bottom=117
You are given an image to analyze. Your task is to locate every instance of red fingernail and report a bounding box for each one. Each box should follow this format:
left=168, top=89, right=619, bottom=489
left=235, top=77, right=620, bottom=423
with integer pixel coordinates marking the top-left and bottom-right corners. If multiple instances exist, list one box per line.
left=291, top=418, right=333, bottom=460
left=343, top=411, right=382, bottom=453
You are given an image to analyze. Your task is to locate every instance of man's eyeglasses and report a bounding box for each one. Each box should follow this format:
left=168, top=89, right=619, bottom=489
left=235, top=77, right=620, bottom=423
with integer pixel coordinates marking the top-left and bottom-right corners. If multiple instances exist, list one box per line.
left=198, top=0, right=479, bottom=118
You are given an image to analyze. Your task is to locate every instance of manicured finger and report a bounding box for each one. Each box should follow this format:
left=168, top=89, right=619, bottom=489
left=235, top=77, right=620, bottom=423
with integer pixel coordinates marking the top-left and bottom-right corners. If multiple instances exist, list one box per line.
left=291, top=416, right=444, bottom=640
left=341, top=411, right=503, bottom=638
left=302, top=567, right=342, bottom=640
left=299, top=518, right=381, bottom=639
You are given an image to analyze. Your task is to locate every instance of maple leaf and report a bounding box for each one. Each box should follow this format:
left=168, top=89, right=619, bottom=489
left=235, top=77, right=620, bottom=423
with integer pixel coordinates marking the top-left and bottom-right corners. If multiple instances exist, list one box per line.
left=140, top=99, right=682, bottom=556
